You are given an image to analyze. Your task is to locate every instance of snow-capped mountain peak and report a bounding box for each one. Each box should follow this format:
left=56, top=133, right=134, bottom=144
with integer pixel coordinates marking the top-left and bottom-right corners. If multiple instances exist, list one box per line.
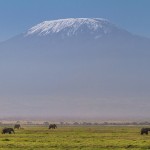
left=25, top=18, right=118, bottom=38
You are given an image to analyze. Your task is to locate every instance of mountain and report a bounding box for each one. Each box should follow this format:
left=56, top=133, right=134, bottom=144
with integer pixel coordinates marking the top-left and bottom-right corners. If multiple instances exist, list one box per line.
left=0, top=18, right=150, bottom=119
left=1, top=18, right=150, bottom=58
left=25, top=18, right=128, bottom=38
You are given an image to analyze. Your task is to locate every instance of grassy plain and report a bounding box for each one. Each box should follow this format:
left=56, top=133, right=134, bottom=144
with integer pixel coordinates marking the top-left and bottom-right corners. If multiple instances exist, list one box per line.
left=0, top=125, right=150, bottom=150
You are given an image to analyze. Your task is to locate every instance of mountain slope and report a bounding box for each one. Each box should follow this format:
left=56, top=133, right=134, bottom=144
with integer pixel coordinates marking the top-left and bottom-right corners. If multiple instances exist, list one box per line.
left=0, top=18, right=150, bottom=119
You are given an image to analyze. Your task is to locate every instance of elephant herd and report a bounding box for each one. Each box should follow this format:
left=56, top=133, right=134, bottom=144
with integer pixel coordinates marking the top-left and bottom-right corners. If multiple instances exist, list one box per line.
left=1, top=124, right=57, bottom=134
left=1, top=125, right=150, bottom=135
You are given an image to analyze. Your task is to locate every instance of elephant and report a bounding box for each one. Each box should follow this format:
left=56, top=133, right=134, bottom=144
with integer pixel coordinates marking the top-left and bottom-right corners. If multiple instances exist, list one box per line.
left=141, top=128, right=150, bottom=135
left=14, top=124, right=21, bottom=129
left=49, top=124, right=57, bottom=129
left=2, top=128, right=15, bottom=134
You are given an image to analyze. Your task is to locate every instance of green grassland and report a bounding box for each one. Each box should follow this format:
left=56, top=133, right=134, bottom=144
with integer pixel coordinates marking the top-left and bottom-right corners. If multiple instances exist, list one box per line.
left=0, top=125, right=150, bottom=150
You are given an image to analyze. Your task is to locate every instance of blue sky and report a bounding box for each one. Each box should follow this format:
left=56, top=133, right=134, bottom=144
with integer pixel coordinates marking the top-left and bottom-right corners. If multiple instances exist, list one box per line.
left=0, top=0, right=150, bottom=42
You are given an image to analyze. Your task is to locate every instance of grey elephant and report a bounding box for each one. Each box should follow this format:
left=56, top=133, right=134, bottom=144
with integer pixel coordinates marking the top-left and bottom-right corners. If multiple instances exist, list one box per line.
left=141, top=128, right=150, bottom=135
left=49, top=124, right=57, bottom=129
left=2, top=128, right=15, bottom=134
left=14, top=124, right=21, bottom=129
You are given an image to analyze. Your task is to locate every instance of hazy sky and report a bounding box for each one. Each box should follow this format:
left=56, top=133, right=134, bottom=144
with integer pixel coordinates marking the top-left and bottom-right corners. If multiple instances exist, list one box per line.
left=0, top=0, right=150, bottom=41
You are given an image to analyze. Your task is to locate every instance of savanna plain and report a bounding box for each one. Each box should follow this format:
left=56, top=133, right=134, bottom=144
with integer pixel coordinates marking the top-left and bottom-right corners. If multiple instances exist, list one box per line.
left=0, top=125, right=150, bottom=150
